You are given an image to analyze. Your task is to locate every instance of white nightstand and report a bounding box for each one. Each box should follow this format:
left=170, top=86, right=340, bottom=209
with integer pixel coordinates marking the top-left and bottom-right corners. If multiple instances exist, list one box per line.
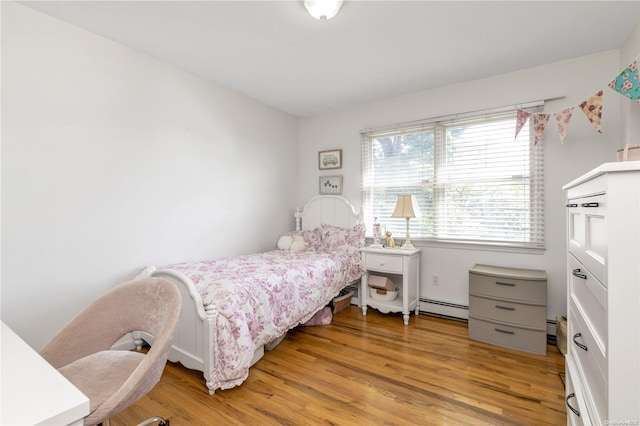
left=360, top=246, right=421, bottom=325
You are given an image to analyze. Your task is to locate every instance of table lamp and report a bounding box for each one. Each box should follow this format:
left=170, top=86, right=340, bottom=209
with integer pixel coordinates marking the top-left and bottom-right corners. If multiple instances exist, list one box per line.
left=391, top=194, right=420, bottom=249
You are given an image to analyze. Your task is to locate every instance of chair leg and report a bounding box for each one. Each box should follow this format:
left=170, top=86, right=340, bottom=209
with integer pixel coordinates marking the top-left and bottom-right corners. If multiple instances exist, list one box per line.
left=136, top=416, right=169, bottom=426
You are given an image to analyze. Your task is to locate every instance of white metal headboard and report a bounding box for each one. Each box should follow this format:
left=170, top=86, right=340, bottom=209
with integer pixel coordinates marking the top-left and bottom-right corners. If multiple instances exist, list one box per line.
left=295, top=195, right=362, bottom=231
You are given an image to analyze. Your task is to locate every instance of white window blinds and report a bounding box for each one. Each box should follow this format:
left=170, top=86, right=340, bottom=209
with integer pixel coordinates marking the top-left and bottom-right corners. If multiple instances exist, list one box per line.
left=361, top=106, right=544, bottom=250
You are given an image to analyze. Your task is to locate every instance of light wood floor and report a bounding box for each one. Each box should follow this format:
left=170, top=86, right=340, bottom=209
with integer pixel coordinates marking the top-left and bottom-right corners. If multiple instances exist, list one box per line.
left=111, top=306, right=566, bottom=425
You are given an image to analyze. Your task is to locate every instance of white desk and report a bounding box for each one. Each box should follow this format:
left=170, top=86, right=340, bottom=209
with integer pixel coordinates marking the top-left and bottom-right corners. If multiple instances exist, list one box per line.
left=1, top=322, right=90, bottom=426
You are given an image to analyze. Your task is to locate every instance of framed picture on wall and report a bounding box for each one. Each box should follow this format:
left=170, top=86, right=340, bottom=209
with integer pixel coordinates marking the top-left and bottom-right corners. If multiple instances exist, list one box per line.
left=319, top=175, right=343, bottom=195
left=318, top=149, right=342, bottom=170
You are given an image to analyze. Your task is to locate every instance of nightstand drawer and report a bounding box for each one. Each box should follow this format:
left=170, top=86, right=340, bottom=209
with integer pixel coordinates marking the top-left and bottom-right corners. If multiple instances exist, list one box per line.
left=364, top=253, right=403, bottom=273
left=469, top=295, right=546, bottom=328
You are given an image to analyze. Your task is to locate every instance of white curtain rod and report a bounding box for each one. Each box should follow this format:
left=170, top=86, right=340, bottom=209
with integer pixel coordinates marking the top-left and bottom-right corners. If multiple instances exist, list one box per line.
left=360, top=96, right=565, bottom=136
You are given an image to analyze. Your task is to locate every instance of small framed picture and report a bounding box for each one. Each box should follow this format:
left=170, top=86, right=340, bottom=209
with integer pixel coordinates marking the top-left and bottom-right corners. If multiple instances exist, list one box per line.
left=318, top=149, right=342, bottom=170
left=319, top=175, right=343, bottom=195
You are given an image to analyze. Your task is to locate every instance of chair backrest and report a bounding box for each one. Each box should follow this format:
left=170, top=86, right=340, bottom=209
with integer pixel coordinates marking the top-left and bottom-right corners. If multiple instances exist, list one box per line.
left=40, top=278, right=182, bottom=426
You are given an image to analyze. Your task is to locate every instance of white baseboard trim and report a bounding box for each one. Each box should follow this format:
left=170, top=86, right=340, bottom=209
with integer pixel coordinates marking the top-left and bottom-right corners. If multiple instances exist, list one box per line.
left=419, top=298, right=559, bottom=338
left=419, top=298, right=468, bottom=320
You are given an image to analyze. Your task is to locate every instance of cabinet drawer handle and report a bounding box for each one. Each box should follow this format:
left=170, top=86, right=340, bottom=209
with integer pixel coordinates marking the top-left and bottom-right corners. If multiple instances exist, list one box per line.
left=495, top=281, right=515, bottom=287
left=566, top=203, right=578, bottom=208
left=572, top=269, right=587, bottom=280
left=494, top=328, right=515, bottom=335
left=495, top=305, right=515, bottom=311
left=572, top=333, right=588, bottom=351
left=378, top=261, right=385, bottom=266
left=580, top=202, right=599, bottom=207
left=566, top=393, right=581, bottom=417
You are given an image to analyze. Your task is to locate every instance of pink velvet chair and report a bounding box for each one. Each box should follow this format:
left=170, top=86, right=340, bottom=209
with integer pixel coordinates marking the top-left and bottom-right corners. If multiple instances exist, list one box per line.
left=40, top=277, right=182, bottom=426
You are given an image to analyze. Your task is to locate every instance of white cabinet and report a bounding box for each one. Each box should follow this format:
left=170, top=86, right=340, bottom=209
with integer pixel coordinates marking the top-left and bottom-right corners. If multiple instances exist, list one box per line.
left=360, top=247, right=421, bottom=325
left=563, top=161, right=640, bottom=425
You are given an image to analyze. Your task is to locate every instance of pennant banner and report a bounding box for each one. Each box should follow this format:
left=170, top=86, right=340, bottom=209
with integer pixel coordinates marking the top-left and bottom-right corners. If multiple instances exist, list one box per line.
left=608, top=59, right=640, bottom=104
left=517, top=54, right=638, bottom=147
left=580, top=90, right=604, bottom=134
left=533, top=113, right=550, bottom=146
left=515, top=109, right=530, bottom=139
left=554, top=107, right=574, bottom=144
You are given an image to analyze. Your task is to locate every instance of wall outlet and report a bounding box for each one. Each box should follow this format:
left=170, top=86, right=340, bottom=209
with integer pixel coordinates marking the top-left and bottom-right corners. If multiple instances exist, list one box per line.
left=432, top=274, right=439, bottom=285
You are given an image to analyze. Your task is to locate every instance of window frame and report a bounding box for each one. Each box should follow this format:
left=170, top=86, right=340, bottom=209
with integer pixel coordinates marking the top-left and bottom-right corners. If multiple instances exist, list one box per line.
left=360, top=103, right=545, bottom=253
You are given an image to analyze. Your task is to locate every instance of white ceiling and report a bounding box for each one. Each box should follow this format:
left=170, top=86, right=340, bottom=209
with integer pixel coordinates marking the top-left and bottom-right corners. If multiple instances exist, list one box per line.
left=21, top=1, right=640, bottom=117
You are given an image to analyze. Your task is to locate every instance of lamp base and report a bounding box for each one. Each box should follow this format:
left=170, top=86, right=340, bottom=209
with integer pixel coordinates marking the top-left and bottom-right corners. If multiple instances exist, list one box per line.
left=402, top=217, right=415, bottom=249
left=400, top=241, right=415, bottom=250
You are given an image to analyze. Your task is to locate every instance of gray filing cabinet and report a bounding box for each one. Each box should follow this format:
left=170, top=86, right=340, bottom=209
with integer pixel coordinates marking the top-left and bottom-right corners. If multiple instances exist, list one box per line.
left=468, top=264, right=547, bottom=355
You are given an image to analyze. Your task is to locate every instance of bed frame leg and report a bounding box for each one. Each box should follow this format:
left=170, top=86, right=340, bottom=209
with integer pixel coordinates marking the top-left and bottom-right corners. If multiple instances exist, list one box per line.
left=204, top=304, right=217, bottom=394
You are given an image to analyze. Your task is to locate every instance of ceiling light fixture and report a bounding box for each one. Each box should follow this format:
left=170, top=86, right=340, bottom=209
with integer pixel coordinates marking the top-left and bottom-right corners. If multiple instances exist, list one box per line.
left=304, top=0, right=343, bottom=21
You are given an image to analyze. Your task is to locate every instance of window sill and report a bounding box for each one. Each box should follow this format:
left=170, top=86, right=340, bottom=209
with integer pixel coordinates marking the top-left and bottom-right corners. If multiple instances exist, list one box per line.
left=365, top=237, right=545, bottom=255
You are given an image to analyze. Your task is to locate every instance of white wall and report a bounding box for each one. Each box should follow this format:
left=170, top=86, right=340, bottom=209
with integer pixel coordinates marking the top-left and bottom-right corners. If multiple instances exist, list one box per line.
left=3, top=3, right=636, bottom=349
left=620, top=17, right=640, bottom=147
left=298, top=50, right=626, bottom=325
left=1, top=2, right=299, bottom=349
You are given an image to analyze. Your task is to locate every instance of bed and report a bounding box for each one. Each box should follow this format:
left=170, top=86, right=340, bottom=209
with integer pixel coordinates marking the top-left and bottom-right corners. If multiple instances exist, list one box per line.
left=135, top=195, right=365, bottom=394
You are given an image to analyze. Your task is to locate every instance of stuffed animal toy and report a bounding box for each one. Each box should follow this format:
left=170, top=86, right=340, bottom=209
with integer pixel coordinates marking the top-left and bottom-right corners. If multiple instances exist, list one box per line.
left=385, top=230, right=395, bottom=248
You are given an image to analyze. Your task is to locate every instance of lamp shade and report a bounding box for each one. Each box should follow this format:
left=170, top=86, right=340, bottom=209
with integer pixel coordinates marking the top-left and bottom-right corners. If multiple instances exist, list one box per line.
left=391, top=194, right=421, bottom=219
left=304, top=0, right=343, bottom=21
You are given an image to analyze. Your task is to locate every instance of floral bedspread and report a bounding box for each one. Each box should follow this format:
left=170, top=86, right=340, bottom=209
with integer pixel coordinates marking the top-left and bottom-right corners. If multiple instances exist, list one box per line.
left=159, top=248, right=364, bottom=392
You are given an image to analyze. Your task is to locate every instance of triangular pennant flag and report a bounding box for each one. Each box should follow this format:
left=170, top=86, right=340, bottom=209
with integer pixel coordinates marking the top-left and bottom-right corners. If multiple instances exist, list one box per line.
left=608, top=59, right=640, bottom=104
left=533, top=113, right=550, bottom=146
left=579, top=90, right=604, bottom=133
left=515, top=109, right=530, bottom=139
left=554, top=107, right=574, bottom=144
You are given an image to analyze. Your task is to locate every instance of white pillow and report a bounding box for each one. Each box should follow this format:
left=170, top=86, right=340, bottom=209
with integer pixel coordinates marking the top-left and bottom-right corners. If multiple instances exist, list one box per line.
left=289, top=235, right=308, bottom=252
left=277, top=235, right=293, bottom=250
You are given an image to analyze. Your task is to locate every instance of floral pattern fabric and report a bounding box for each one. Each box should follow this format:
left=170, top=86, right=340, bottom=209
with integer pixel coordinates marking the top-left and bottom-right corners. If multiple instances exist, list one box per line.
left=533, top=113, right=550, bottom=146
left=319, top=223, right=366, bottom=254
left=580, top=90, right=604, bottom=133
left=608, top=59, right=640, bottom=104
left=554, top=107, right=574, bottom=144
left=160, top=247, right=365, bottom=392
left=515, top=109, right=530, bottom=139
left=287, top=228, right=322, bottom=251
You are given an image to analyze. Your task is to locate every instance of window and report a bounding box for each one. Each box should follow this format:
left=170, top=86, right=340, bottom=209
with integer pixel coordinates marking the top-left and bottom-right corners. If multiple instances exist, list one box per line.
left=361, top=105, right=544, bottom=251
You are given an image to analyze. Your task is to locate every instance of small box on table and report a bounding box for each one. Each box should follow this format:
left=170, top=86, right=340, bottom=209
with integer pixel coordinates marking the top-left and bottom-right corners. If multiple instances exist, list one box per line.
left=368, top=275, right=395, bottom=291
